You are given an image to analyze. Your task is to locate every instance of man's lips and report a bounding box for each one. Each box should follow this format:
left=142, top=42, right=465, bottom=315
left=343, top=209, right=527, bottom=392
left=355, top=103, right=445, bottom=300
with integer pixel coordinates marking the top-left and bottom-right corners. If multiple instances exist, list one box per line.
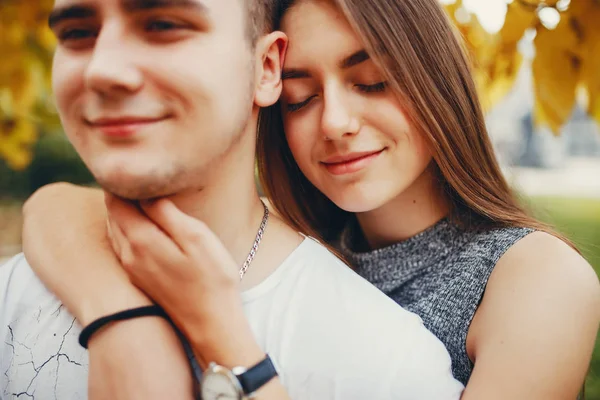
left=87, top=116, right=168, bottom=127
left=86, top=116, right=169, bottom=138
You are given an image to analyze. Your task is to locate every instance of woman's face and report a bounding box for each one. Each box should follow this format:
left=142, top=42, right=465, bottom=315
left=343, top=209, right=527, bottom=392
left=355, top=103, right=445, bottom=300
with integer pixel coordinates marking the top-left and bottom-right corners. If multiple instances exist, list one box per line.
left=280, top=0, right=433, bottom=213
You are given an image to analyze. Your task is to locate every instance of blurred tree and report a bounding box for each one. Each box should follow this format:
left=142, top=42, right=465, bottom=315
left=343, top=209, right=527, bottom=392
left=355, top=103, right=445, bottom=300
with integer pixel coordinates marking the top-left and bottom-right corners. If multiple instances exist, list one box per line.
left=445, top=0, right=600, bottom=133
left=0, top=0, right=58, bottom=171
left=0, top=0, right=599, bottom=171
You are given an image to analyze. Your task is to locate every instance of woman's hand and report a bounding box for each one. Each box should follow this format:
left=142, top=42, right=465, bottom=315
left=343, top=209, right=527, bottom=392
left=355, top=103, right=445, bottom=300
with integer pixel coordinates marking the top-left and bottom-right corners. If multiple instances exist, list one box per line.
left=105, top=194, right=292, bottom=399
left=104, top=194, right=266, bottom=369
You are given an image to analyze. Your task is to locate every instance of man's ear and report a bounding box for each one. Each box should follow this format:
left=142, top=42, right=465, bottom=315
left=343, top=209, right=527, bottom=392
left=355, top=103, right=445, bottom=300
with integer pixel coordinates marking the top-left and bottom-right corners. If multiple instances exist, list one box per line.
left=254, top=31, right=288, bottom=108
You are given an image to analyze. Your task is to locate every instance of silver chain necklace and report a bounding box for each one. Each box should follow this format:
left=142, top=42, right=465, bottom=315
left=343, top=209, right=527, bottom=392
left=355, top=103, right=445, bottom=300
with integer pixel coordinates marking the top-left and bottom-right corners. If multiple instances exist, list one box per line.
left=239, top=200, right=269, bottom=280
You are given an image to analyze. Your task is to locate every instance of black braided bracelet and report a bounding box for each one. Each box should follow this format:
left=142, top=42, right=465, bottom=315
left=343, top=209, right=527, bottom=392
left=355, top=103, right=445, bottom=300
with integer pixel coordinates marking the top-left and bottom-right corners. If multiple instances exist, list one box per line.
left=78, top=305, right=169, bottom=349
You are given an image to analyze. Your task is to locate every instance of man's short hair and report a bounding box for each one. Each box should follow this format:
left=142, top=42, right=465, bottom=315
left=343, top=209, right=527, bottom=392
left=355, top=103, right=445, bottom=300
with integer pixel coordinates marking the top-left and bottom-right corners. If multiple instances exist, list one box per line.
left=246, top=0, right=278, bottom=44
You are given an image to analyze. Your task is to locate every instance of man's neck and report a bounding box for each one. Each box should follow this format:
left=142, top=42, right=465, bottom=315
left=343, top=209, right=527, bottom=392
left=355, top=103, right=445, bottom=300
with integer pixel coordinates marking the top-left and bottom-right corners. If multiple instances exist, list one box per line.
left=149, top=129, right=304, bottom=288
left=163, top=143, right=267, bottom=274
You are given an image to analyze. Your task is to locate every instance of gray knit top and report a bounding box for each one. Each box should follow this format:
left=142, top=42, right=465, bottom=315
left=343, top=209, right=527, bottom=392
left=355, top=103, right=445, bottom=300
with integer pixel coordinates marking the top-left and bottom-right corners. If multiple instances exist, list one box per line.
left=339, top=218, right=534, bottom=385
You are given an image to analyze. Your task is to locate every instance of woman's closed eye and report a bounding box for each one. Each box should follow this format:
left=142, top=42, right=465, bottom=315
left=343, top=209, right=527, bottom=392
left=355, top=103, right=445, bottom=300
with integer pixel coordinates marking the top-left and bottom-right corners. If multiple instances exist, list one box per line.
left=285, top=81, right=388, bottom=113
left=286, top=95, right=317, bottom=113
left=355, top=81, right=387, bottom=93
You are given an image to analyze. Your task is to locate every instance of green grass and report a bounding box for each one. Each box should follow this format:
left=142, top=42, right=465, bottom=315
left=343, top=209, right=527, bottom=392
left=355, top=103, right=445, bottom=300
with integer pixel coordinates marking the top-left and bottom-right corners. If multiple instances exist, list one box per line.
left=528, top=197, right=600, bottom=399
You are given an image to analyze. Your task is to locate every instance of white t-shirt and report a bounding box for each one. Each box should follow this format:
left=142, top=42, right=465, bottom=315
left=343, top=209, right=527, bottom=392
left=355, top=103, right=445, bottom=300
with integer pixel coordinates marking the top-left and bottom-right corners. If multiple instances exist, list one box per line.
left=1, top=238, right=464, bottom=399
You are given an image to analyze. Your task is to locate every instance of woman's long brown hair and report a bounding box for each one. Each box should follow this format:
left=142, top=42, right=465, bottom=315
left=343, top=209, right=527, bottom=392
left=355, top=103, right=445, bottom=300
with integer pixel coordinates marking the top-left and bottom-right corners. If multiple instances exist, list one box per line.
left=257, top=0, right=575, bottom=254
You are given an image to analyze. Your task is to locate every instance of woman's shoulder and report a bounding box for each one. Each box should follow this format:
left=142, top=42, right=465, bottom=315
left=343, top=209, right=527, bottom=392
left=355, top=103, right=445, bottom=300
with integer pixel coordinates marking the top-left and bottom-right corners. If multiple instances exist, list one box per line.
left=457, top=224, right=534, bottom=262
left=491, top=231, right=599, bottom=304
left=474, top=229, right=599, bottom=326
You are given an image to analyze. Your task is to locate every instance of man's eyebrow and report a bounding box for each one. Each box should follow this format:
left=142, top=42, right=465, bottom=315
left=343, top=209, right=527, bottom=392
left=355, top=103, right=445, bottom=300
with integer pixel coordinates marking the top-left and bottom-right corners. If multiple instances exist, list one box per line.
left=48, top=5, right=97, bottom=29
left=339, top=49, right=370, bottom=69
left=121, top=0, right=208, bottom=13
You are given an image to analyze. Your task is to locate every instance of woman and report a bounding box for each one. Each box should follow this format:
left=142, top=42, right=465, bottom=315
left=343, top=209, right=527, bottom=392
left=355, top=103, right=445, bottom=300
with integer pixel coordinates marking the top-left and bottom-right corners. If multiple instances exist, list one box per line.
left=22, top=0, right=600, bottom=398
left=259, top=0, right=600, bottom=395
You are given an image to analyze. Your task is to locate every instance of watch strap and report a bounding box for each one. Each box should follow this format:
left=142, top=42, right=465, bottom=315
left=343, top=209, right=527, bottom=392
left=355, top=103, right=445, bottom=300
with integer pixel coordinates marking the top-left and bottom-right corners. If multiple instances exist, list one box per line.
left=236, top=355, right=278, bottom=395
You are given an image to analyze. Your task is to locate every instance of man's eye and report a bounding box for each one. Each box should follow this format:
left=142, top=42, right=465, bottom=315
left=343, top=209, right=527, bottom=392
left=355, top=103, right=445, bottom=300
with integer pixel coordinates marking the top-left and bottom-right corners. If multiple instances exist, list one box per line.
left=146, top=19, right=184, bottom=32
left=58, top=28, right=97, bottom=42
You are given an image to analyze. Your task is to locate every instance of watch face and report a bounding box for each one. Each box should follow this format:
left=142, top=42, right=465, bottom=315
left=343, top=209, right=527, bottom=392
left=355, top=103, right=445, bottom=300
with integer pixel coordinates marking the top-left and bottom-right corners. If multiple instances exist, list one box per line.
left=201, top=367, right=242, bottom=400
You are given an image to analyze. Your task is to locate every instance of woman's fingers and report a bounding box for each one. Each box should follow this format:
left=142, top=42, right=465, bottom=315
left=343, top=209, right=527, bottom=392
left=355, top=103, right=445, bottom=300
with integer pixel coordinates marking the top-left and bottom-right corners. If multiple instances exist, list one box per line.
left=140, top=199, right=238, bottom=285
left=106, top=216, right=125, bottom=261
left=140, top=199, right=215, bottom=256
left=105, top=195, right=183, bottom=275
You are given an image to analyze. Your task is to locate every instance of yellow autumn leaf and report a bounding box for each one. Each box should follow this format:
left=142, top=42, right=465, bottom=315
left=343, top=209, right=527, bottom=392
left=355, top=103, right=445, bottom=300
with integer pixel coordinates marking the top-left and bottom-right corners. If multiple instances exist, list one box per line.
left=484, top=51, right=525, bottom=107
left=2, top=147, right=34, bottom=171
left=517, top=0, right=560, bottom=7
left=443, top=0, right=463, bottom=18
left=37, top=24, right=57, bottom=52
left=582, top=39, right=600, bottom=125
left=0, top=118, right=37, bottom=170
left=475, top=1, right=537, bottom=109
left=532, top=13, right=583, bottom=134
left=570, top=0, right=600, bottom=125
left=0, top=47, right=26, bottom=79
left=501, top=1, right=538, bottom=44
left=6, top=67, right=38, bottom=117
left=0, top=0, right=58, bottom=169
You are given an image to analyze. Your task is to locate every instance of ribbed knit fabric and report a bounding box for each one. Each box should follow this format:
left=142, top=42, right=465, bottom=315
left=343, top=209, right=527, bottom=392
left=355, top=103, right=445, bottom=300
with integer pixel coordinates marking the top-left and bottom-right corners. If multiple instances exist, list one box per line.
left=340, top=218, right=533, bottom=385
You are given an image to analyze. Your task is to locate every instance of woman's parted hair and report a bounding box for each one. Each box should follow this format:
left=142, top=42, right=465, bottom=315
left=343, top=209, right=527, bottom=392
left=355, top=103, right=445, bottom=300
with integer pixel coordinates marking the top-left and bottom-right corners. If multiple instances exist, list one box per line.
left=257, top=0, right=573, bottom=252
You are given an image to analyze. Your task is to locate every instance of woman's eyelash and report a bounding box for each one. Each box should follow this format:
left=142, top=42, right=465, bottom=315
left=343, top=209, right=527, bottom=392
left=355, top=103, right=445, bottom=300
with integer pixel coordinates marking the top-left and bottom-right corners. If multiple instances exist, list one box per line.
left=286, top=82, right=387, bottom=113
left=287, top=96, right=316, bottom=112
left=356, top=82, right=387, bottom=93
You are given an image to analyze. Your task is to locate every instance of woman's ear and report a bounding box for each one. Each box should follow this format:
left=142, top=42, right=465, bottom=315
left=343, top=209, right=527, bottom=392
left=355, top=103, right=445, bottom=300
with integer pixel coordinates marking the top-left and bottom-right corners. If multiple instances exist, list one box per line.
left=254, top=31, right=288, bottom=107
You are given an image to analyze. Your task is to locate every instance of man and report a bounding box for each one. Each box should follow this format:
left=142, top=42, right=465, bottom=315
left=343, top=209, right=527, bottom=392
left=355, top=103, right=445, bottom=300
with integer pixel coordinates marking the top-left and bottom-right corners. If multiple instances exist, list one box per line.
left=1, top=0, right=463, bottom=398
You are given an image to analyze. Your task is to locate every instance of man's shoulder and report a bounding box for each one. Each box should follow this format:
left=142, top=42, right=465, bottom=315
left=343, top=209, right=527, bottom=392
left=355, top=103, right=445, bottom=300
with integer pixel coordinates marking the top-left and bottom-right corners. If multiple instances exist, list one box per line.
left=0, top=254, right=89, bottom=398
left=287, top=238, right=401, bottom=302
left=272, top=238, right=426, bottom=335
left=263, top=241, right=464, bottom=399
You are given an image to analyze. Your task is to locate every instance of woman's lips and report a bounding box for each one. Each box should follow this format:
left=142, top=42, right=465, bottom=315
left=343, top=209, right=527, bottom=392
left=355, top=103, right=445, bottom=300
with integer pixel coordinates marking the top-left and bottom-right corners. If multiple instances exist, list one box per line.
left=321, top=149, right=385, bottom=175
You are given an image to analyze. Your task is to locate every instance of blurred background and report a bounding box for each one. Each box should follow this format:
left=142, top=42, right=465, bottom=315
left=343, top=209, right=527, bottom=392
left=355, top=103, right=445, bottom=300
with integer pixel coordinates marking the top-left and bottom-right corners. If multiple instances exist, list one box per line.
left=1, top=0, right=599, bottom=397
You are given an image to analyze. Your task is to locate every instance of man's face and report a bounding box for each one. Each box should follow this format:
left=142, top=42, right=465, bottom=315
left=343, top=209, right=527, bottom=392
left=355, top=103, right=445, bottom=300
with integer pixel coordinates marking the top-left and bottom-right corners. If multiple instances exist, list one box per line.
left=50, top=0, right=257, bottom=199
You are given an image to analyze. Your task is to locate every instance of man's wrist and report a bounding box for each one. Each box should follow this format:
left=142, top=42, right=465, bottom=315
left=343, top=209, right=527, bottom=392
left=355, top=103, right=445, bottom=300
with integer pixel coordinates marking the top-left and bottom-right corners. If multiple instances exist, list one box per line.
left=187, top=305, right=264, bottom=370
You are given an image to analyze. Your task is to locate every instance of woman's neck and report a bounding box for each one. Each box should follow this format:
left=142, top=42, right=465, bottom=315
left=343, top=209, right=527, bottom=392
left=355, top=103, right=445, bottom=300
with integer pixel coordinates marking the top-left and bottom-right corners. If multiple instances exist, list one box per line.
left=355, top=164, right=450, bottom=250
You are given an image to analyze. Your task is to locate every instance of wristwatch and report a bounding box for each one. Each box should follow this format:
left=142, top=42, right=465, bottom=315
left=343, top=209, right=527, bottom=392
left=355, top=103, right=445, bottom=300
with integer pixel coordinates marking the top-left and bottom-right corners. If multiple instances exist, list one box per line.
left=200, top=355, right=279, bottom=400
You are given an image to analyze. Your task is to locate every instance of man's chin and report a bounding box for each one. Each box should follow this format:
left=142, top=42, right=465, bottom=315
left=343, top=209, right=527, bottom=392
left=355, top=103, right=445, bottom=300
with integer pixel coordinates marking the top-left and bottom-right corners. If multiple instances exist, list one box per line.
left=95, top=175, right=176, bottom=201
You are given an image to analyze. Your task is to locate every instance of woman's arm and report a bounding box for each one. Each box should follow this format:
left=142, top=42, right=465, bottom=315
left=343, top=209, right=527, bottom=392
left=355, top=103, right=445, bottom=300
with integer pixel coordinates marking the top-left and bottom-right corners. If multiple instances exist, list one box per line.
left=22, top=183, right=196, bottom=400
left=461, top=231, right=600, bottom=400
left=23, top=183, right=151, bottom=325
left=22, top=182, right=291, bottom=400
